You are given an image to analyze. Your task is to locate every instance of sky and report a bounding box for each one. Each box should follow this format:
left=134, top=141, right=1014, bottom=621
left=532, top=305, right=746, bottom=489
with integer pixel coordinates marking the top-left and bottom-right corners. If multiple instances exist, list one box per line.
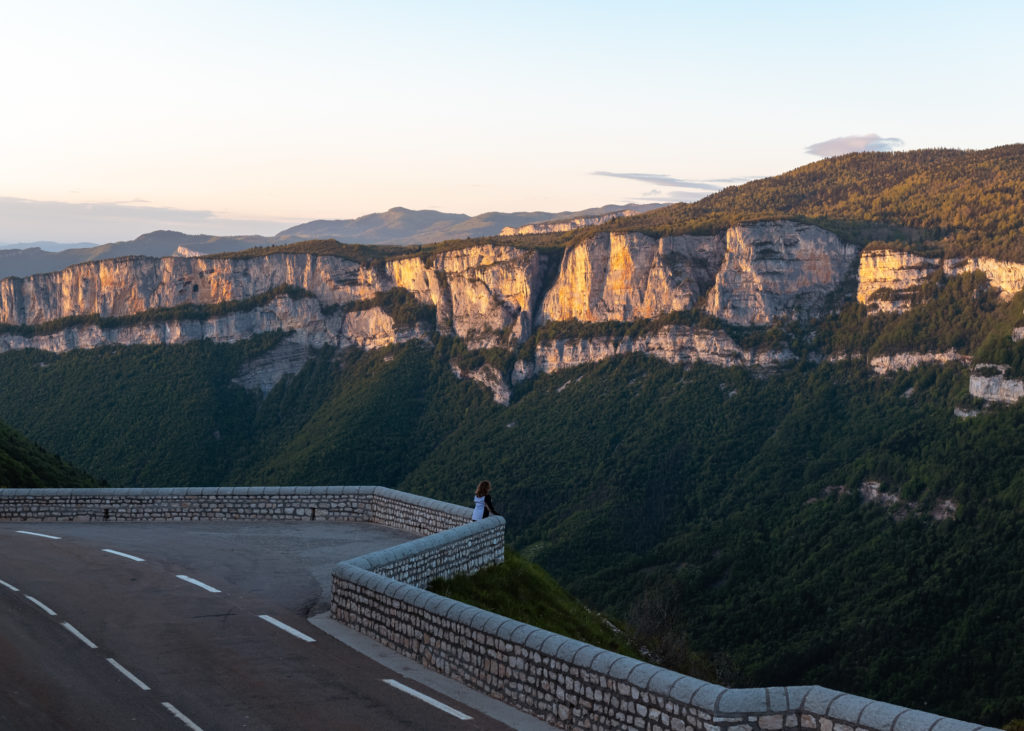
left=2, top=0, right=1023, bottom=244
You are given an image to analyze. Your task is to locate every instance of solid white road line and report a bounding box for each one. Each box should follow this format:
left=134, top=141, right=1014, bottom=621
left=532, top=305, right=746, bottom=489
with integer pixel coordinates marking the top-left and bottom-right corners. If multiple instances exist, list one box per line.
left=258, top=614, right=316, bottom=642
left=0, top=579, right=20, bottom=592
left=106, top=658, right=151, bottom=691
left=102, top=549, right=145, bottom=562
left=162, top=702, right=204, bottom=731
left=61, top=622, right=98, bottom=649
left=382, top=679, right=473, bottom=721
left=175, top=575, right=221, bottom=593
left=16, top=530, right=61, bottom=540
left=25, top=595, right=57, bottom=616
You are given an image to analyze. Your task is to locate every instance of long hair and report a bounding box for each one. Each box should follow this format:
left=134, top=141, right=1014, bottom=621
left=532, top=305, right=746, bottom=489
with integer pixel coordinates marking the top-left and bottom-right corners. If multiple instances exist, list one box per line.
left=475, top=480, right=491, bottom=497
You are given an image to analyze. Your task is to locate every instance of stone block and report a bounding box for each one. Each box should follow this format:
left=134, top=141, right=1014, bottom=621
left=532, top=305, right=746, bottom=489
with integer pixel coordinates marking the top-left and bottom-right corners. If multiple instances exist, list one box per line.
left=691, top=684, right=726, bottom=712
left=802, top=687, right=845, bottom=716
left=646, top=668, right=684, bottom=698
left=828, top=695, right=871, bottom=724
left=668, top=675, right=711, bottom=706
left=930, top=719, right=985, bottom=731
left=718, top=689, right=768, bottom=715
left=894, top=714, right=952, bottom=731
left=608, top=656, right=641, bottom=682
left=858, top=701, right=910, bottom=731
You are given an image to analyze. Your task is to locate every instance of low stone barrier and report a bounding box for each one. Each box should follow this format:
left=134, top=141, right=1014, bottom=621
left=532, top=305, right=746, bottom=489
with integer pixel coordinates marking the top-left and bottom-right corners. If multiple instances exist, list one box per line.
left=0, top=487, right=998, bottom=731
left=0, top=485, right=465, bottom=536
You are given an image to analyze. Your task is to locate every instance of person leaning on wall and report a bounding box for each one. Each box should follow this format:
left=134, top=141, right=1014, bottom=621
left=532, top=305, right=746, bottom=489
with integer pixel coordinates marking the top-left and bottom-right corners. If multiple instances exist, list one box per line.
left=471, top=480, right=500, bottom=521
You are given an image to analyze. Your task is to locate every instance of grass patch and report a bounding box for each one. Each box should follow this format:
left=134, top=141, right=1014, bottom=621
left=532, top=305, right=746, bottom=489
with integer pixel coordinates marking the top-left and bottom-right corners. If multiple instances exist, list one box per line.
left=428, top=549, right=638, bottom=659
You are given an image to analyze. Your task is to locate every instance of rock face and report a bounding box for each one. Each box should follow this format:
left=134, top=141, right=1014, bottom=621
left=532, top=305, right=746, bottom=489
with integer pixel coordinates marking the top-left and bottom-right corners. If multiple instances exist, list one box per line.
left=12, top=219, right=1024, bottom=401
left=704, top=222, right=858, bottom=325
left=870, top=350, right=971, bottom=375
left=0, top=296, right=430, bottom=356
left=970, top=367, right=1024, bottom=404
left=388, top=245, right=544, bottom=347
left=856, top=250, right=940, bottom=313
left=857, top=250, right=1024, bottom=313
left=540, top=221, right=855, bottom=327
left=539, top=232, right=722, bottom=324
left=516, top=326, right=795, bottom=382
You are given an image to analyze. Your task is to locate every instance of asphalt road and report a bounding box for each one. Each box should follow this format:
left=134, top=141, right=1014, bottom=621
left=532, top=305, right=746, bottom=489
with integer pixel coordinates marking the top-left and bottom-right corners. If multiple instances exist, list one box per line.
left=0, top=522, right=545, bottom=730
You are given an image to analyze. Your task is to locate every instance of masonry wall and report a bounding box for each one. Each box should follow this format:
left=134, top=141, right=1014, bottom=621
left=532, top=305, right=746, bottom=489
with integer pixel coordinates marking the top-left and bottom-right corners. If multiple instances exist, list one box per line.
left=0, top=486, right=463, bottom=535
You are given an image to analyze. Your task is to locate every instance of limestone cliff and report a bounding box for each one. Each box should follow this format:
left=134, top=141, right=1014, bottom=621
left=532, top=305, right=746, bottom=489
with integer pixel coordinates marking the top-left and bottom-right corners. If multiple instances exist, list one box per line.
left=538, top=232, right=722, bottom=324
left=539, top=221, right=854, bottom=327
left=857, top=250, right=1024, bottom=313
left=516, top=326, right=795, bottom=381
left=0, top=295, right=430, bottom=357
left=8, top=219, right=1022, bottom=402
left=704, top=222, right=857, bottom=326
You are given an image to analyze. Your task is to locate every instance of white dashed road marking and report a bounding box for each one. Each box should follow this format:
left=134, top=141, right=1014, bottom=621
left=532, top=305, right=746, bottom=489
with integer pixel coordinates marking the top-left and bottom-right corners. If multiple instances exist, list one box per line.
left=16, top=530, right=61, bottom=540
left=102, top=549, right=145, bottom=562
left=175, top=575, right=221, bottom=593
left=162, top=702, right=204, bottom=731
left=0, top=578, right=20, bottom=592
left=383, top=679, right=473, bottom=720
left=61, top=621, right=98, bottom=649
left=258, top=614, right=316, bottom=642
left=106, top=658, right=151, bottom=691
left=25, top=596, right=57, bottom=616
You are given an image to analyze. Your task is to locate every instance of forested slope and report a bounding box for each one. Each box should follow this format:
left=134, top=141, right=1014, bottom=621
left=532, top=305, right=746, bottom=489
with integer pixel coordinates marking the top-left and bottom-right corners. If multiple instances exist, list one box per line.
left=0, top=419, right=99, bottom=489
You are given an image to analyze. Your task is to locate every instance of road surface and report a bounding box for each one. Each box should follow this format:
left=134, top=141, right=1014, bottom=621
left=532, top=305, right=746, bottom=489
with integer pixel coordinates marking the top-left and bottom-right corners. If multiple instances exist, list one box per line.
left=0, top=522, right=549, bottom=730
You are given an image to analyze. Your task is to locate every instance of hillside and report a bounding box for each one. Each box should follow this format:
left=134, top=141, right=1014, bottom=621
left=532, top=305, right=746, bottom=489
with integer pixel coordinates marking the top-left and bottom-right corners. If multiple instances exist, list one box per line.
left=616, top=145, right=1024, bottom=259
left=0, top=419, right=99, bottom=489
left=2, top=146, right=1024, bottom=725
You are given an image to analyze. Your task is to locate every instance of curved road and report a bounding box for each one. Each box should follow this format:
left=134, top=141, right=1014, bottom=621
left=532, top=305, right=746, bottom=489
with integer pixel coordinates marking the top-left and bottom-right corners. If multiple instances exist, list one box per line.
left=0, top=522, right=547, bottom=730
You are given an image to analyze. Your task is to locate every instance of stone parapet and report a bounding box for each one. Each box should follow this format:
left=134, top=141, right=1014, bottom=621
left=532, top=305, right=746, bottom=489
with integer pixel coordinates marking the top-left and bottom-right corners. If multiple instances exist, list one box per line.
left=0, top=485, right=467, bottom=533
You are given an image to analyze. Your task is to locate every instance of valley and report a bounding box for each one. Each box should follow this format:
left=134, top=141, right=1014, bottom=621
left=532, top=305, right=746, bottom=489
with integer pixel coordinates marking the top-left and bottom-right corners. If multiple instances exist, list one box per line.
left=3, top=146, right=1024, bottom=726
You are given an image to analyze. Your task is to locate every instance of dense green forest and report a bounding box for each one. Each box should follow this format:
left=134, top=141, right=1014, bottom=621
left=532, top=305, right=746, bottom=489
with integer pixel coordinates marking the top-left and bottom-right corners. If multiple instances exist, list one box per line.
left=0, top=336, right=1021, bottom=725
left=0, top=419, right=99, bottom=489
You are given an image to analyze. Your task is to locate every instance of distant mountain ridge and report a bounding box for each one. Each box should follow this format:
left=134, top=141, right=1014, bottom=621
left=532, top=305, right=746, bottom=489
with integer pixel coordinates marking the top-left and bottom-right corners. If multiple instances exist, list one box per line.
left=0, top=204, right=662, bottom=280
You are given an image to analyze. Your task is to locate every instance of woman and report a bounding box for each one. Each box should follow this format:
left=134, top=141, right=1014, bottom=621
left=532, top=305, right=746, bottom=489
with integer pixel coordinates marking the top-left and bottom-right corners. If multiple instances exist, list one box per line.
left=471, top=480, right=500, bottom=521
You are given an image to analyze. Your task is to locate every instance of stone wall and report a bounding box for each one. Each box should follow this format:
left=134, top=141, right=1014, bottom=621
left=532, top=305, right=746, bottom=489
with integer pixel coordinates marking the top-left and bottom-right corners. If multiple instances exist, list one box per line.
left=331, top=558, right=994, bottom=731
left=0, top=485, right=464, bottom=535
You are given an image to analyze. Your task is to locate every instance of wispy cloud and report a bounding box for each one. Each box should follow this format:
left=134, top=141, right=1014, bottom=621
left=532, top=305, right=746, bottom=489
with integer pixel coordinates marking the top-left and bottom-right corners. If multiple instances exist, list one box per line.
left=805, top=134, right=904, bottom=157
left=592, top=171, right=724, bottom=191
left=592, top=171, right=758, bottom=203
left=0, top=197, right=298, bottom=245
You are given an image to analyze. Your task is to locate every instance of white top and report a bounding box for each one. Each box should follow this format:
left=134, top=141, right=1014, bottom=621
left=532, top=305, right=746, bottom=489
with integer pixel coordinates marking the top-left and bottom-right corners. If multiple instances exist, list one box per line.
left=471, top=495, right=486, bottom=521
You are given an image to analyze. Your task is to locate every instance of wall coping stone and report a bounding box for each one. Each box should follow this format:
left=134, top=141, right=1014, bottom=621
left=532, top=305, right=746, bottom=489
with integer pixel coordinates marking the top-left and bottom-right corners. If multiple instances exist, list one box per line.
left=830, top=693, right=872, bottom=722
left=570, top=642, right=604, bottom=667
left=646, top=668, right=682, bottom=697
left=895, top=709, right=946, bottom=731
left=804, top=686, right=845, bottom=715
left=554, top=637, right=588, bottom=664
left=720, top=688, right=769, bottom=714
left=768, top=686, right=789, bottom=712
left=539, top=633, right=569, bottom=658
left=608, top=655, right=640, bottom=681
left=693, top=683, right=728, bottom=710
left=669, top=675, right=713, bottom=706
left=509, top=623, right=541, bottom=645
left=861, top=700, right=914, bottom=731
left=589, top=649, right=621, bottom=676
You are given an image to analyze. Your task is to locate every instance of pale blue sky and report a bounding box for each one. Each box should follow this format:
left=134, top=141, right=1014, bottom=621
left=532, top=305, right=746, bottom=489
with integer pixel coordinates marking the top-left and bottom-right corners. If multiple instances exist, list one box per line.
left=2, top=0, right=1022, bottom=243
